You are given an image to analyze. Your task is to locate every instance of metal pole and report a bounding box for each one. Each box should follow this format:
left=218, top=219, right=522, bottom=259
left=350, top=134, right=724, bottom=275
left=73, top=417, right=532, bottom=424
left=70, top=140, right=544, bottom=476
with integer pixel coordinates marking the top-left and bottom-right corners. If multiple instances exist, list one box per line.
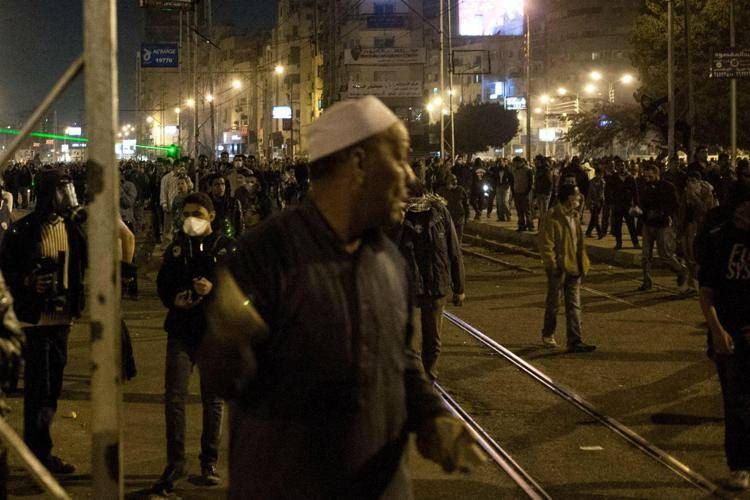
left=730, top=0, right=737, bottom=164
left=684, top=0, right=695, bottom=155
left=525, top=10, right=531, bottom=161
left=0, top=56, right=83, bottom=168
left=447, top=0, right=455, bottom=158
left=178, top=10, right=183, bottom=149
left=193, top=4, right=199, bottom=160
left=84, top=0, right=123, bottom=497
left=439, top=0, right=445, bottom=160
left=667, top=0, right=675, bottom=158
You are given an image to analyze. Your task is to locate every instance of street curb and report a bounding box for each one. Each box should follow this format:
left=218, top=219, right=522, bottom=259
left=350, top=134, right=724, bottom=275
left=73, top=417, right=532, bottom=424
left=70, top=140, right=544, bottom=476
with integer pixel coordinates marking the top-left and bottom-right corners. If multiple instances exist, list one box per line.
left=466, top=220, right=644, bottom=269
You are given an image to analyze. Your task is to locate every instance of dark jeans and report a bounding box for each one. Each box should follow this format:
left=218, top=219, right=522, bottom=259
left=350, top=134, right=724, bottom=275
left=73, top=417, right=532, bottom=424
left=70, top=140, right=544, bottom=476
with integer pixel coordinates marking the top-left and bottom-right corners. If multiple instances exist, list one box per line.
left=453, top=220, right=464, bottom=243
left=542, top=271, right=582, bottom=346
left=152, top=204, right=164, bottom=241
left=641, top=225, right=686, bottom=284
left=414, top=296, right=446, bottom=380
left=586, top=205, right=604, bottom=237
left=165, top=336, right=223, bottom=469
left=601, top=204, right=612, bottom=235
left=716, top=349, right=750, bottom=471
left=23, top=325, right=70, bottom=461
left=515, top=193, right=532, bottom=230
left=611, top=208, right=639, bottom=246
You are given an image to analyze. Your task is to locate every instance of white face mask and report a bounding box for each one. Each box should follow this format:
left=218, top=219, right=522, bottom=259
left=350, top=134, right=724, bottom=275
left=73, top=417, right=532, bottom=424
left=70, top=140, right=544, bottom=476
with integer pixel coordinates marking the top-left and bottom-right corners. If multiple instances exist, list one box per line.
left=183, top=216, right=210, bottom=237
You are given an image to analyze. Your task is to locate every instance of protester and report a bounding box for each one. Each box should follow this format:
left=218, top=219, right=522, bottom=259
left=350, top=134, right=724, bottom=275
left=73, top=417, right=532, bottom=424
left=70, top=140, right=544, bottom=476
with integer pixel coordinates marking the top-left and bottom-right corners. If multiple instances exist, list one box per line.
left=199, top=96, right=484, bottom=499
left=437, top=174, right=470, bottom=242
left=512, top=156, right=534, bottom=231
left=538, top=183, right=595, bottom=352
left=152, top=192, right=235, bottom=495
left=398, top=180, right=465, bottom=380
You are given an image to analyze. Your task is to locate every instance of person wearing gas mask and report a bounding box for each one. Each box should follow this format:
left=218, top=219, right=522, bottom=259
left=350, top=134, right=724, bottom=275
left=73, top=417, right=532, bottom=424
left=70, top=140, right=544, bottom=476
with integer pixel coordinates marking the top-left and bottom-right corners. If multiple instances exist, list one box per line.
left=152, top=192, right=235, bottom=495
left=0, top=169, right=86, bottom=474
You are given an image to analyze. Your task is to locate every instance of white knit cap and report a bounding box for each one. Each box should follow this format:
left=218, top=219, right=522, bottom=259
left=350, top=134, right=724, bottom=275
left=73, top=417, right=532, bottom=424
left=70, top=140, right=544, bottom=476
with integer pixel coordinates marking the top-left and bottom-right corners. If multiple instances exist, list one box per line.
left=306, top=96, right=400, bottom=162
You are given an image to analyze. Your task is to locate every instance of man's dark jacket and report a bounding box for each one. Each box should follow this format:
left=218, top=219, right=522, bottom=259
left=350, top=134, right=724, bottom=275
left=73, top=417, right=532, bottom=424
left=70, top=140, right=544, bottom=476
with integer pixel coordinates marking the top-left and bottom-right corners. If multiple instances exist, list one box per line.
left=606, top=174, right=638, bottom=211
left=397, top=196, right=465, bottom=297
left=157, top=231, right=235, bottom=349
left=211, top=195, right=244, bottom=238
left=0, top=213, right=86, bottom=325
left=640, top=179, right=679, bottom=227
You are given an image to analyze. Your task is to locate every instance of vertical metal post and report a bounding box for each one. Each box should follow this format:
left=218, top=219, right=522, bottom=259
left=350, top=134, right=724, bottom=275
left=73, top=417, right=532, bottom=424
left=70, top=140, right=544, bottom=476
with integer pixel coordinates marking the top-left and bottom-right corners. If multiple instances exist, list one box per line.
left=684, top=0, right=695, bottom=155
left=667, top=0, right=675, bottom=158
left=729, top=0, right=737, bottom=164
left=439, top=0, right=445, bottom=160
left=525, top=9, right=532, bottom=161
left=84, top=0, right=123, bottom=498
left=193, top=3, right=199, bottom=160
left=447, top=0, right=455, bottom=158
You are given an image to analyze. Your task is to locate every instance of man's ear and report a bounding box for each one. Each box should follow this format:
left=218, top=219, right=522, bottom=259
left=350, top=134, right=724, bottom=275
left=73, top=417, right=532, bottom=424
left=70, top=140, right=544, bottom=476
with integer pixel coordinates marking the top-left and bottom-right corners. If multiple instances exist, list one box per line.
left=349, top=147, right=367, bottom=185
left=209, top=211, right=216, bottom=222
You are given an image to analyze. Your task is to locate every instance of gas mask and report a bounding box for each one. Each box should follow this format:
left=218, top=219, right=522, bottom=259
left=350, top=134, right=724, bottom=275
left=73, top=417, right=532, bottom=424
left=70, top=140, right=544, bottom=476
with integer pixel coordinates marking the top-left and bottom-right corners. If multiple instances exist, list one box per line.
left=54, top=181, right=87, bottom=223
left=183, top=216, right=211, bottom=237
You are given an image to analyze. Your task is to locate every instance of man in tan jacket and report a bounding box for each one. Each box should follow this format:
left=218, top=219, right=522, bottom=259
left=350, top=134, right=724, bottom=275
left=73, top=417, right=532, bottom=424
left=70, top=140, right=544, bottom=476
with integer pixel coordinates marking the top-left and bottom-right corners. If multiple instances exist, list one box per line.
left=538, top=183, right=596, bottom=352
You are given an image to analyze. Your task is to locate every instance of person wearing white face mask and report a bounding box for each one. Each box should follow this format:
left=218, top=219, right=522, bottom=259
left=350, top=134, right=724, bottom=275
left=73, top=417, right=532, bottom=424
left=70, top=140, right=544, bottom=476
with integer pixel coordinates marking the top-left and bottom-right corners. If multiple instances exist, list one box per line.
left=153, top=191, right=236, bottom=496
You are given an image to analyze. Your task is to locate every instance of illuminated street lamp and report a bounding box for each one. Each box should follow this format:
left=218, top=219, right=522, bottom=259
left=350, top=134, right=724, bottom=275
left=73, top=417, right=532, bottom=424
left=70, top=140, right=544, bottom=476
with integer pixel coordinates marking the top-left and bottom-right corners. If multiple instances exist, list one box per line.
left=557, top=87, right=568, bottom=96
left=590, top=70, right=603, bottom=82
left=174, top=107, right=181, bottom=114
left=533, top=107, right=543, bottom=114
left=432, top=96, right=443, bottom=107
left=185, top=98, right=195, bottom=108
left=620, top=73, right=635, bottom=85
left=583, top=83, right=598, bottom=95
left=205, top=93, right=214, bottom=103
left=274, top=64, right=285, bottom=75
left=425, top=103, right=435, bottom=113
left=539, top=94, right=550, bottom=104
left=232, top=79, right=242, bottom=90
left=146, top=116, right=154, bottom=124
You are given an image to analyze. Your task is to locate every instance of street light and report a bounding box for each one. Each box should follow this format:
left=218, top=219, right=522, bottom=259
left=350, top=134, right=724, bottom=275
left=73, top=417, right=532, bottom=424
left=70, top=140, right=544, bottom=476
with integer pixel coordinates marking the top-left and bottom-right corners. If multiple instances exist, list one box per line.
left=540, top=94, right=551, bottom=104
left=205, top=93, right=214, bottom=103
left=557, top=87, right=568, bottom=96
left=620, top=73, right=635, bottom=85
left=146, top=116, right=154, bottom=124
left=231, top=79, right=242, bottom=90
left=185, top=98, right=195, bottom=108
left=584, top=83, right=598, bottom=95
left=274, top=64, right=285, bottom=75
left=590, top=70, right=603, bottom=81
left=174, top=107, right=181, bottom=114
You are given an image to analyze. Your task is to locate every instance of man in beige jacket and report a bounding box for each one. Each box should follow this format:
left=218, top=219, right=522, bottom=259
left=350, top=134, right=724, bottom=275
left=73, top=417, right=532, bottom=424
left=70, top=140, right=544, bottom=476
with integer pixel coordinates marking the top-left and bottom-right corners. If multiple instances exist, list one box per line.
left=538, top=183, right=596, bottom=352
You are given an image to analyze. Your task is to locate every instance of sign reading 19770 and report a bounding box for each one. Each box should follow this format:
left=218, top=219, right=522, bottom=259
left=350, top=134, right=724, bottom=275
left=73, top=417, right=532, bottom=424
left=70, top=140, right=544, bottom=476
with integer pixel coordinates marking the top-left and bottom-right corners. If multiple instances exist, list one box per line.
left=139, top=0, right=194, bottom=9
left=710, top=48, right=750, bottom=79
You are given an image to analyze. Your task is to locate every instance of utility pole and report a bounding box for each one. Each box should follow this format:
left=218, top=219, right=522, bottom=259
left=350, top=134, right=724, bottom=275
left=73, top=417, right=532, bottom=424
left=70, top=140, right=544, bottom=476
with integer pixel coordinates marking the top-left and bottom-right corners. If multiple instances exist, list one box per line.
left=439, top=0, right=445, bottom=160
left=667, top=0, right=675, bottom=158
left=684, top=0, right=695, bottom=155
left=447, top=0, right=455, bottom=159
left=192, top=2, right=199, bottom=160
left=729, top=0, right=737, bottom=164
left=84, top=0, right=123, bottom=498
left=525, top=9, right=532, bottom=161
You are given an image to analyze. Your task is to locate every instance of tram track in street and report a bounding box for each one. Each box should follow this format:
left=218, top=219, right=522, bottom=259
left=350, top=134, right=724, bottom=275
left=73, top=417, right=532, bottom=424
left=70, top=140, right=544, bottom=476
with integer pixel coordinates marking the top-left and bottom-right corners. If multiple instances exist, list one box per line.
left=439, top=311, right=726, bottom=497
left=433, top=382, right=552, bottom=500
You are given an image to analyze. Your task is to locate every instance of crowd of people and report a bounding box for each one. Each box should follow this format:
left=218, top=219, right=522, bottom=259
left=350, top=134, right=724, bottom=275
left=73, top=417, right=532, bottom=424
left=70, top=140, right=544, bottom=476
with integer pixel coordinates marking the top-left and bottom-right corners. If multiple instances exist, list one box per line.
left=0, top=95, right=749, bottom=494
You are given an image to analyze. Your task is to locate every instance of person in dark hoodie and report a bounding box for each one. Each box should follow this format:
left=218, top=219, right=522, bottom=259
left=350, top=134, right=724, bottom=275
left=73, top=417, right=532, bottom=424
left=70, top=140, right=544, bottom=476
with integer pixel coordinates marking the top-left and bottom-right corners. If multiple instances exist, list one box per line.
left=0, top=169, right=86, bottom=474
left=398, top=181, right=465, bottom=380
left=153, top=192, right=236, bottom=495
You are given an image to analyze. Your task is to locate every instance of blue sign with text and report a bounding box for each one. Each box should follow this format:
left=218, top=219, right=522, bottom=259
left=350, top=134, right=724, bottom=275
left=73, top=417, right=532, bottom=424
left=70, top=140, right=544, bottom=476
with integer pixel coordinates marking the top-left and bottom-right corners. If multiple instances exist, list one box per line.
left=141, top=43, right=178, bottom=68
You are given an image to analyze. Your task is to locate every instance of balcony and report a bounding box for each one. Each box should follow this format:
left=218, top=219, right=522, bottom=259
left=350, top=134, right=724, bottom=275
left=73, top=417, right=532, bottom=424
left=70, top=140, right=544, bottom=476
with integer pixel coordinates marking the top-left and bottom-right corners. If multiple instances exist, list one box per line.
left=365, top=14, right=409, bottom=29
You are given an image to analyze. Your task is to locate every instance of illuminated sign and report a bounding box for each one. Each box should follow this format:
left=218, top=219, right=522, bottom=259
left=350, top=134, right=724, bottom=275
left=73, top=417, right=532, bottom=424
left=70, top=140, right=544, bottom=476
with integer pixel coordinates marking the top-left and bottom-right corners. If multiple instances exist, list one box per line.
left=539, top=128, right=559, bottom=142
left=505, top=96, right=527, bottom=110
left=65, top=126, right=82, bottom=136
left=163, top=125, right=178, bottom=136
left=489, top=81, right=505, bottom=100
left=272, top=106, right=292, bottom=119
left=459, top=0, right=525, bottom=37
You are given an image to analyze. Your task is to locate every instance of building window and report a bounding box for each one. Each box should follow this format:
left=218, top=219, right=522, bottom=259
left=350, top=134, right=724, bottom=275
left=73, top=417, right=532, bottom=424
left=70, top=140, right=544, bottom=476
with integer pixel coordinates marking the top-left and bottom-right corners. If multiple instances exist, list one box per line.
left=289, top=46, right=300, bottom=65
left=373, top=2, right=395, bottom=15
left=592, top=52, right=600, bottom=61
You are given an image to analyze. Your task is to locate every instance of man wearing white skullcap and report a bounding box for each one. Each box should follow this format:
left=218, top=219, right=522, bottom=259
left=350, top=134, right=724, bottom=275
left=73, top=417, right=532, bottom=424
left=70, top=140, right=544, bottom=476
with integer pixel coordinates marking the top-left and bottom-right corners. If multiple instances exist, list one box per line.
left=200, top=96, right=485, bottom=499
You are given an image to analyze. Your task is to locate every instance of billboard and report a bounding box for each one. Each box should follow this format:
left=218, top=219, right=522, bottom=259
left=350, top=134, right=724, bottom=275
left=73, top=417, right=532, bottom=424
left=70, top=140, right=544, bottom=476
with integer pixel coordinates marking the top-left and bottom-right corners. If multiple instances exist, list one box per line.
left=459, top=0, right=524, bottom=37
left=344, top=47, right=425, bottom=65
left=347, top=81, right=422, bottom=98
left=505, top=96, right=526, bottom=110
left=140, top=0, right=194, bottom=9
left=272, top=106, right=292, bottom=119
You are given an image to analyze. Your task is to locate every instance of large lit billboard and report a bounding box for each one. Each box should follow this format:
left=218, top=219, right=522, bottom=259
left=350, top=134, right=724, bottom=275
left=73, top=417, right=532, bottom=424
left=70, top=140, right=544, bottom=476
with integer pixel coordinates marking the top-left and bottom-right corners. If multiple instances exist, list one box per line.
left=459, top=0, right=524, bottom=37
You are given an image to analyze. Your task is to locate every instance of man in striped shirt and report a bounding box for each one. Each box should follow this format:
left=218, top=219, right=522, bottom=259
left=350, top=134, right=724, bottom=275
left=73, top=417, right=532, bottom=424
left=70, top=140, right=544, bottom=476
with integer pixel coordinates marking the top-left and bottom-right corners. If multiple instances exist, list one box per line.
left=0, top=169, right=86, bottom=475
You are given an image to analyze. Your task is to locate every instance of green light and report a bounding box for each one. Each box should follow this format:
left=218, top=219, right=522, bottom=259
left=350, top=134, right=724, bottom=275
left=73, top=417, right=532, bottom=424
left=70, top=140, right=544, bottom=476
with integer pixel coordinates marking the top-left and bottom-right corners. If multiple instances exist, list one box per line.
left=0, top=128, right=177, bottom=157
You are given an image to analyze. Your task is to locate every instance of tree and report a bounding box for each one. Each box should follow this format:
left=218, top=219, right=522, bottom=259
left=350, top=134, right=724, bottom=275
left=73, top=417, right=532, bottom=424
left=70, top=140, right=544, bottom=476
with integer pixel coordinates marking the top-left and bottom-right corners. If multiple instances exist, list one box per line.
left=630, top=0, right=750, bottom=151
left=565, top=103, right=651, bottom=157
left=452, top=102, right=519, bottom=156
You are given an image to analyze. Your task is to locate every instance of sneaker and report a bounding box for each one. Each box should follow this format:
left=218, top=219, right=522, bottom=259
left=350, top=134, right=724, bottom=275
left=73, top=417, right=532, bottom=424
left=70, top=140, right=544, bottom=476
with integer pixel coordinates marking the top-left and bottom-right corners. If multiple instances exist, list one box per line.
left=199, top=464, right=220, bottom=486
left=567, top=342, right=597, bottom=353
left=638, top=281, right=653, bottom=291
left=542, top=336, right=558, bottom=348
left=727, top=470, right=750, bottom=490
left=44, top=456, right=76, bottom=475
left=151, top=464, right=186, bottom=495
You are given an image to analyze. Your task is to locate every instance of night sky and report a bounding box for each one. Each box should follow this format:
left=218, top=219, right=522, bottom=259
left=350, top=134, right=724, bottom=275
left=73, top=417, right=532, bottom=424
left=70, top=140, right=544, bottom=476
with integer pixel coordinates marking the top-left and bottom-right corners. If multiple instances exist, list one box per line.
left=0, top=0, right=275, bottom=128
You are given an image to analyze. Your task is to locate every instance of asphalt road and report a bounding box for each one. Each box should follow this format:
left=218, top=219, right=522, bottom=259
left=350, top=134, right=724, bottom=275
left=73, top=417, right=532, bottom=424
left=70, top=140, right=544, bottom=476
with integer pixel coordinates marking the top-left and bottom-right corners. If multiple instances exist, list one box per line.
left=0, top=235, right=738, bottom=499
